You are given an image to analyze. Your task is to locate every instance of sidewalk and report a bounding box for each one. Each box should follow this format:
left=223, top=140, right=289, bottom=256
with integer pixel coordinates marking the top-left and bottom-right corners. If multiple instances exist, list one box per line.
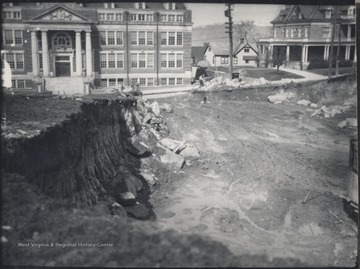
left=275, top=67, right=328, bottom=82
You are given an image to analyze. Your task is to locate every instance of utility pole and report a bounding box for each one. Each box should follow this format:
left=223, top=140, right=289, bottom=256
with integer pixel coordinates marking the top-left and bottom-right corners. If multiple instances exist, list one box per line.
left=225, top=3, right=233, bottom=78
left=336, top=15, right=341, bottom=76
left=328, top=6, right=338, bottom=79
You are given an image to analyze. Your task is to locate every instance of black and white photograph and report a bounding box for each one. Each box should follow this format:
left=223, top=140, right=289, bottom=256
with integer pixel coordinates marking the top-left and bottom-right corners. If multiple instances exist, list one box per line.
left=1, top=0, right=358, bottom=267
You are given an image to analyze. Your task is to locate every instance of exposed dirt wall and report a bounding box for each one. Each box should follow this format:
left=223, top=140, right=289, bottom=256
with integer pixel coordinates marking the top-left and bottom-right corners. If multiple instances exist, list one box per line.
left=3, top=98, right=148, bottom=207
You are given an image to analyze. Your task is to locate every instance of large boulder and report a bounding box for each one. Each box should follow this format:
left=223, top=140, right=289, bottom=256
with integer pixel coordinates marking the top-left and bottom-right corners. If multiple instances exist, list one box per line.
left=124, top=203, right=152, bottom=219
left=140, top=172, right=156, bottom=186
left=159, top=147, right=185, bottom=170
left=179, top=144, right=200, bottom=159
left=118, top=192, right=136, bottom=206
left=127, top=137, right=151, bottom=157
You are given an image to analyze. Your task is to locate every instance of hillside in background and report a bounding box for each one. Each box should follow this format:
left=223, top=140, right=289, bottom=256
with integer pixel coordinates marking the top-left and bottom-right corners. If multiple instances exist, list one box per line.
left=192, top=24, right=272, bottom=47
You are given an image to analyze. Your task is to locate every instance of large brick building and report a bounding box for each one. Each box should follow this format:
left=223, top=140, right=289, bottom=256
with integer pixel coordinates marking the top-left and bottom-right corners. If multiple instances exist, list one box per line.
left=1, top=2, right=192, bottom=94
left=258, top=5, right=356, bottom=70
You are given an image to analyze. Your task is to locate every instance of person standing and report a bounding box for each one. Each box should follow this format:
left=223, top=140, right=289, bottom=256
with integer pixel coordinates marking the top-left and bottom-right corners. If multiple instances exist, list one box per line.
left=1, top=51, right=12, bottom=92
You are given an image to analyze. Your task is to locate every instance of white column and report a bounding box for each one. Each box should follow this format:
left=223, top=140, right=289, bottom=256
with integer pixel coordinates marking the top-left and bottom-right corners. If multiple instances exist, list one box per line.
left=31, top=31, right=39, bottom=77
left=41, top=30, right=50, bottom=77
left=345, top=45, right=350, bottom=60
left=286, top=45, right=290, bottom=61
left=85, top=31, right=93, bottom=77
left=347, top=24, right=351, bottom=40
left=354, top=46, right=357, bottom=62
left=305, top=46, right=308, bottom=63
left=75, top=31, right=82, bottom=76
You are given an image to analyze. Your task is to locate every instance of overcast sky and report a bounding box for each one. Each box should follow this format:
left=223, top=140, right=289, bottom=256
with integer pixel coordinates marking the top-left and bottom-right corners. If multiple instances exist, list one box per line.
left=186, top=4, right=285, bottom=27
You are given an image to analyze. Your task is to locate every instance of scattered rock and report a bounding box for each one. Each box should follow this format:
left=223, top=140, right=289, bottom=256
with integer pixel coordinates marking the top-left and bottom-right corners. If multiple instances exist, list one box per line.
left=2, top=226, right=11, bottom=231
left=32, top=231, right=40, bottom=240
left=311, top=109, right=322, bottom=117
left=343, top=101, right=353, bottom=106
left=337, top=120, right=348, bottom=129
left=173, top=140, right=187, bottom=154
left=159, top=147, right=185, bottom=170
left=140, top=172, right=156, bottom=186
left=150, top=117, right=162, bottom=124
left=259, top=77, right=267, bottom=85
left=143, top=113, right=153, bottom=124
left=268, top=90, right=294, bottom=104
left=179, top=144, right=200, bottom=159
left=310, top=103, right=318, bottom=108
left=297, top=100, right=311, bottom=106
left=346, top=118, right=357, bottom=128
left=127, top=137, right=151, bottom=157
left=124, top=203, right=152, bottom=220
left=151, top=101, right=160, bottom=117
left=160, top=103, right=173, bottom=113
left=118, top=192, right=136, bottom=206
left=75, top=97, right=83, bottom=102
left=1, top=236, right=8, bottom=243
left=109, top=202, right=127, bottom=217
left=160, top=138, right=182, bottom=151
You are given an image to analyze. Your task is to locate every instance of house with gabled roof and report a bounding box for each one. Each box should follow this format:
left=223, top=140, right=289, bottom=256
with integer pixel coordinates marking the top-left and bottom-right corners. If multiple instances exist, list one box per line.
left=203, top=41, right=258, bottom=67
left=258, top=5, right=356, bottom=70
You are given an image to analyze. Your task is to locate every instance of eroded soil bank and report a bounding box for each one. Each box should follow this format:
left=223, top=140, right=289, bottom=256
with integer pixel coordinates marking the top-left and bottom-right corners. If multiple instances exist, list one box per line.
left=1, top=76, right=357, bottom=267
left=2, top=92, right=306, bottom=267
left=150, top=76, right=358, bottom=267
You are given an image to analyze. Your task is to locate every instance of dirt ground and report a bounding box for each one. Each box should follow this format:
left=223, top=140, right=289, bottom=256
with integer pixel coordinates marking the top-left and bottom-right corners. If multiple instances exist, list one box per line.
left=1, top=77, right=358, bottom=267
left=150, top=83, right=358, bottom=267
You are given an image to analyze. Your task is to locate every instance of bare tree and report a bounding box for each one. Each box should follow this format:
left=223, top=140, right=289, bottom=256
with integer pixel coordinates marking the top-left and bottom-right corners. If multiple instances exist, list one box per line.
left=235, top=20, right=255, bottom=44
left=273, top=47, right=286, bottom=74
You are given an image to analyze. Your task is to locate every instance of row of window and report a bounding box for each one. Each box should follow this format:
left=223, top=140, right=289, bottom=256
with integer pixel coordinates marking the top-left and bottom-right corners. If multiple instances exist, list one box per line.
left=99, top=31, right=183, bottom=46
left=12, top=79, right=26, bottom=88
left=2, top=11, right=21, bottom=20
left=3, top=29, right=23, bottom=45
left=98, top=12, right=183, bottom=22
left=4, top=52, right=24, bottom=69
left=103, top=2, right=177, bottom=10
left=99, top=51, right=184, bottom=69
left=100, top=77, right=183, bottom=87
left=274, top=27, right=309, bottom=38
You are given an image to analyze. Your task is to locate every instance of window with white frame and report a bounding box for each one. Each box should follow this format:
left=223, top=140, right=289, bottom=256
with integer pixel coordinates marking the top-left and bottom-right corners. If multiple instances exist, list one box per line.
left=161, top=78, right=167, bottom=85
left=107, top=13, right=114, bottom=21
left=129, top=31, right=154, bottom=46
left=290, top=28, right=294, bottom=38
left=104, top=3, right=115, bottom=8
left=325, top=10, right=331, bottom=19
left=130, top=14, right=137, bottom=21
left=147, top=78, right=154, bottom=86
left=130, top=52, right=154, bottom=68
left=100, top=78, right=124, bottom=87
left=160, top=52, right=183, bottom=68
left=147, top=14, right=153, bottom=21
left=131, top=78, right=138, bottom=85
left=285, top=28, right=289, bottom=38
left=304, top=27, right=309, bottom=38
left=11, top=79, right=26, bottom=88
left=169, top=78, right=175, bottom=85
left=100, top=52, right=124, bottom=68
left=160, top=32, right=183, bottom=46
left=177, top=15, right=183, bottom=22
left=2, top=10, right=21, bottom=20
left=221, top=57, right=229, bottom=64
left=274, top=28, right=277, bottom=38
left=244, top=48, right=249, bottom=53
left=298, top=27, right=302, bottom=37
left=322, top=26, right=331, bottom=38
left=169, top=3, right=176, bottom=10
left=160, top=77, right=182, bottom=86
left=5, top=52, right=24, bottom=69
left=138, top=14, right=145, bottom=21
left=176, top=78, right=183, bottom=85
left=99, top=31, right=123, bottom=46
left=168, top=15, right=175, bottom=22
left=233, top=57, right=237, bottom=65
left=139, top=78, right=146, bottom=86
left=348, top=6, right=355, bottom=17
left=161, top=14, right=167, bottom=21
left=3, top=29, right=23, bottom=45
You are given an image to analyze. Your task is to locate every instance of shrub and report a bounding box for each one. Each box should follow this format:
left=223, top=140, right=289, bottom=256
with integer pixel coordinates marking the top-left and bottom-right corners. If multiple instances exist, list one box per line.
left=308, top=58, right=354, bottom=70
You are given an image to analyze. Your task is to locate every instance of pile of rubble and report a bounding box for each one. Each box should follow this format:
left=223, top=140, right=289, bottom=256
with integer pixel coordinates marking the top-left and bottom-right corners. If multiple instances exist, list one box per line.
left=194, top=76, right=269, bottom=91
left=267, top=89, right=295, bottom=104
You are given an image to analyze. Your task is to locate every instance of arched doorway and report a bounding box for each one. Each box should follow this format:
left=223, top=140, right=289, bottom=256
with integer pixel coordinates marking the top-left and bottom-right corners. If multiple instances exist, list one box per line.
left=51, top=32, right=73, bottom=77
